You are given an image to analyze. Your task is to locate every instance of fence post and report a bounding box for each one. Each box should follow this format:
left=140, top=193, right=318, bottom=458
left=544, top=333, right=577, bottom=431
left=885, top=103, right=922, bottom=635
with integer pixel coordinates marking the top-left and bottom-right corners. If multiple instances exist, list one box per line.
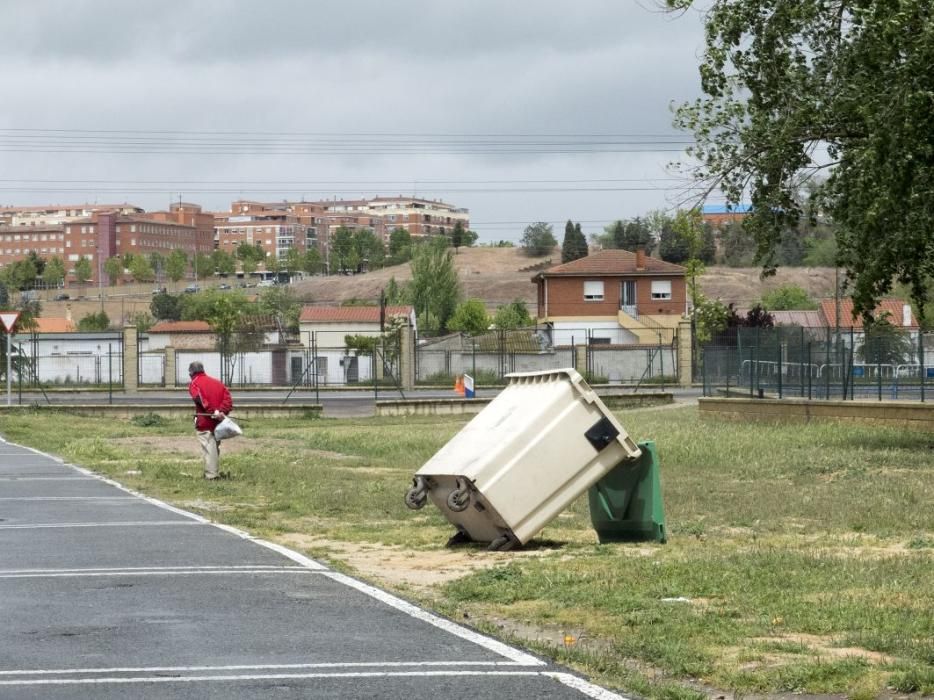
left=399, top=323, right=415, bottom=391
left=777, top=327, right=783, bottom=399
left=920, top=331, right=926, bottom=403
left=122, top=325, right=138, bottom=393
left=108, top=343, right=113, bottom=404
left=677, top=318, right=692, bottom=388
left=164, top=346, right=176, bottom=389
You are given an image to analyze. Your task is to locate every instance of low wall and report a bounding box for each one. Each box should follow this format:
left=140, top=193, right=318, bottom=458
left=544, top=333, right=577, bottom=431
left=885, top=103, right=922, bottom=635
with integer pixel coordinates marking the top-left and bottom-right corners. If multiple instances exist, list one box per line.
left=0, top=404, right=323, bottom=420
left=375, top=398, right=493, bottom=416
left=597, top=392, right=673, bottom=409
left=699, top=397, right=934, bottom=429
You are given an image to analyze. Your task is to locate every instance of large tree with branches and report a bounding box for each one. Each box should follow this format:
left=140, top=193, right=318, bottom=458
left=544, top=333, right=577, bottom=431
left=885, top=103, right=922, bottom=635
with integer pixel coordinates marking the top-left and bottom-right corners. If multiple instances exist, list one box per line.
left=668, top=0, right=934, bottom=321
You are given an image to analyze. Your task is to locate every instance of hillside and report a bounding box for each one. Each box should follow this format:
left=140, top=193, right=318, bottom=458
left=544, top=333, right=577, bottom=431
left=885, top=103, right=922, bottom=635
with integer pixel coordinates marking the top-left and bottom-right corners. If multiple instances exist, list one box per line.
left=35, top=247, right=839, bottom=324
left=291, top=247, right=839, bottom=310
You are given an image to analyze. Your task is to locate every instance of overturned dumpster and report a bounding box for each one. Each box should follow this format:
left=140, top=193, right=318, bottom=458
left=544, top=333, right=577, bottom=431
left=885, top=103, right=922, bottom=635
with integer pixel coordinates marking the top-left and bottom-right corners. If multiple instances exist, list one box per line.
left=404, top=368, right=643, bottom=551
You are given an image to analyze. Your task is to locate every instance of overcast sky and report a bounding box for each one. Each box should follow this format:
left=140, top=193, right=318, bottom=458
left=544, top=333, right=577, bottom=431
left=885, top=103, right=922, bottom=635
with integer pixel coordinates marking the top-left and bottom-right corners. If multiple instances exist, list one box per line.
left=1, top=1, right=710, bottom=243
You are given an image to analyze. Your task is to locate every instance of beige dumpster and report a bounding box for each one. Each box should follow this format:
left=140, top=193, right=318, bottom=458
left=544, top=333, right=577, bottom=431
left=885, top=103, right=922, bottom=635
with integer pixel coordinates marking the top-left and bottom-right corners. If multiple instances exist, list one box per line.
left=404, top=368, right=642, bottom=550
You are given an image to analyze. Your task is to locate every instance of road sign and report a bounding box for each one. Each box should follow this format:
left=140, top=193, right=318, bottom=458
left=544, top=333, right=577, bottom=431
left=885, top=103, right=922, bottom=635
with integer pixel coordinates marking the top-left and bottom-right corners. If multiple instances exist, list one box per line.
left=0, top=311, right=20, bottom=332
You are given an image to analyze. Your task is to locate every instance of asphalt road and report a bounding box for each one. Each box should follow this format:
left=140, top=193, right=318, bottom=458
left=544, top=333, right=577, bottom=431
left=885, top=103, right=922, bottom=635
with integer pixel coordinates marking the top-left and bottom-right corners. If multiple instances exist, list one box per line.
left=0, top=437, right=627, bottom=699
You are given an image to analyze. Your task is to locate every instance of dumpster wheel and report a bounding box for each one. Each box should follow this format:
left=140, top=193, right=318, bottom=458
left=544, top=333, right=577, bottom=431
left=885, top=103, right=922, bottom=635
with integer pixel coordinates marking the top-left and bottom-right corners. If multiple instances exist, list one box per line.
left=404, top=476, right=429, bottom=510
left=446, top=478, right=471, bottom=512
left=487, top=534, right=517, bottom=552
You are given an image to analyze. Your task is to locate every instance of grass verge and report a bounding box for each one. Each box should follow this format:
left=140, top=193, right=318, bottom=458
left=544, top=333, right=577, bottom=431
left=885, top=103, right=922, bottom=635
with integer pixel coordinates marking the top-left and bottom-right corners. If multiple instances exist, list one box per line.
left=2, top=406, right=932, bottom=699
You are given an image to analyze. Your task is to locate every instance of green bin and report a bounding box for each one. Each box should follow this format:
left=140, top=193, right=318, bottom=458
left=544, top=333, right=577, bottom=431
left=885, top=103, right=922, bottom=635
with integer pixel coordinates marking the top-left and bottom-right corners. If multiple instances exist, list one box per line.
left=588, top=440, right=666, bottom=543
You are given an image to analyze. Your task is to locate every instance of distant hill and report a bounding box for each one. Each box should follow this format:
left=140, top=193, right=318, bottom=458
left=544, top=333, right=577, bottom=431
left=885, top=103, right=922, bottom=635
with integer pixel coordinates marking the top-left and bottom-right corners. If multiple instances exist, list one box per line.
left=38, top=247, right=839, bottom=323
left=292, top=246, right=838, bottom=310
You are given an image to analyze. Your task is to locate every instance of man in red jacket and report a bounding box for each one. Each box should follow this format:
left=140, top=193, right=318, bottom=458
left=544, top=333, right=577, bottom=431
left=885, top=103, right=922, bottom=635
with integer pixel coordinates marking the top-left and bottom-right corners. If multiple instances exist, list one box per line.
left=187, top=361, right=233, bottom=480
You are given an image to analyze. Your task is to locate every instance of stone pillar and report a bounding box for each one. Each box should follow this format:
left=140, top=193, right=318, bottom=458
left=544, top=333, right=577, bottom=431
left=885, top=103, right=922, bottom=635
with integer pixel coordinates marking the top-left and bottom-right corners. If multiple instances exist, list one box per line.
left=164, top=346, right=176, bottom=388
left=575, top=344, right=587, bottom=374
left=123, top=325, right=138, bottom=392
left=677, top=318, right=693, bottom=387
left=399, top=324, right=415, bottom=391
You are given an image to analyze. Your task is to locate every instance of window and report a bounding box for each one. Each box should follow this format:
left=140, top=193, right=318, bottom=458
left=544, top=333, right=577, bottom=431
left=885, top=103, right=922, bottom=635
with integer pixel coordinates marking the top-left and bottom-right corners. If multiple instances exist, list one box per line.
left=651, top=280, right=672, bottom=300
left=583, top=280, right=604, bottom=301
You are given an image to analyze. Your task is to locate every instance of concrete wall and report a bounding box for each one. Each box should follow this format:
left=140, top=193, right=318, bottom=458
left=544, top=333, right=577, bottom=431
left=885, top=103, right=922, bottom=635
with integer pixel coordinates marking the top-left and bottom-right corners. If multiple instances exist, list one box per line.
left=699, top=397, right=934, bottom=429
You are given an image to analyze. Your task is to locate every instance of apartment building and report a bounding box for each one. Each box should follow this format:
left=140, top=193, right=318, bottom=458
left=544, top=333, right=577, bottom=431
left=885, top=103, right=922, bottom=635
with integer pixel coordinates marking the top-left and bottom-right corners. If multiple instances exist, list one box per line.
left=63, top=211, right=203, bottom=285
left=0, top=224, right=66, bottom=269
left=223, top=196, right=470, bottom=258
left=0, top=203, right=144, bottom=227
left=215, top=204, right=311, bottom=262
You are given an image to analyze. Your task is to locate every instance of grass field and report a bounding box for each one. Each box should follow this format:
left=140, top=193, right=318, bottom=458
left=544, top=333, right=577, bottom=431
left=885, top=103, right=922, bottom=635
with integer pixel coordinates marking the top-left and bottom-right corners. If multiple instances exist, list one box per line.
left=2, top=406, right=932, bottom=699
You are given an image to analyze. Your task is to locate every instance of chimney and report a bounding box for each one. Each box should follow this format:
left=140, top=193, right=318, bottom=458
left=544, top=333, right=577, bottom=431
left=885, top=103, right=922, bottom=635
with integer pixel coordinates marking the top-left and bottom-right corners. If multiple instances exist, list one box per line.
left=635, top=249, right=646, bottom=271
left=903, top=304, right=911, bottom=327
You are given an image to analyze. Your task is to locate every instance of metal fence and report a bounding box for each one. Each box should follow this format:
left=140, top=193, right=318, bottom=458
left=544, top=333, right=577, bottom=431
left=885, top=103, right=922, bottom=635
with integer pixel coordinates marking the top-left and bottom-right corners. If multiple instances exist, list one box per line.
left=700, top=325, right=933, bottom=401
left=415, top=326, right=678, bottom=386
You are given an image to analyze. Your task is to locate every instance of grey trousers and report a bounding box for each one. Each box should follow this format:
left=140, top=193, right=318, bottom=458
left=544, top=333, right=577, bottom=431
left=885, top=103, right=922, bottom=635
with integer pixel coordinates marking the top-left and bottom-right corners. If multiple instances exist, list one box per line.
left=196, top=430, right=219, bottom=478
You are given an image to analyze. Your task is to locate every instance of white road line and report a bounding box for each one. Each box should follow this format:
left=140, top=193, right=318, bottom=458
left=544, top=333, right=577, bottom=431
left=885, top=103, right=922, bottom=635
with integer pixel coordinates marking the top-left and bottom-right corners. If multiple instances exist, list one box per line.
left=0, top=565, right=304, bottom=574
left=0, top=520, right=201, bottom=530
left=322, top=571, right=546, bottom=667
left=0, top=496, right=137, bottom=501
left=0, top=661, right=528, bottom=676
left=0, top=569, right=319, bottom=579
left=0, top=670, right=569, bottom=687
left=548, top=672, right=631, bottom=700
left=0, top=477, right=90, bottom=481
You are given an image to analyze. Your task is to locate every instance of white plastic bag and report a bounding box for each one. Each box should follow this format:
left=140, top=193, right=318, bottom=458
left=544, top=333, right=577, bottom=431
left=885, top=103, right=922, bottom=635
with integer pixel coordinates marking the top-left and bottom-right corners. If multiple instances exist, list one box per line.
left=214, top=416, right=243, bottom=440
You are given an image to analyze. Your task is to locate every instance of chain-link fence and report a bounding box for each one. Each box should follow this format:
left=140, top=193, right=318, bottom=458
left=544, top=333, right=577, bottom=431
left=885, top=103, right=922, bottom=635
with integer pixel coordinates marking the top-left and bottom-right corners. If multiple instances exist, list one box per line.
left=700, top=325, right=932, bottom=401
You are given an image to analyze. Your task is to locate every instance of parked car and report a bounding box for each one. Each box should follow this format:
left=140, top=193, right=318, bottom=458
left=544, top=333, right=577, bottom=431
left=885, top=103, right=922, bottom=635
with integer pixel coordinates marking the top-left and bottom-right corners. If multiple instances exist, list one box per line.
left=218, top=283, right=232, bottom=290
left=184, top=285, right=200, bottom=294
left=53, top=293, right=70, bottom=301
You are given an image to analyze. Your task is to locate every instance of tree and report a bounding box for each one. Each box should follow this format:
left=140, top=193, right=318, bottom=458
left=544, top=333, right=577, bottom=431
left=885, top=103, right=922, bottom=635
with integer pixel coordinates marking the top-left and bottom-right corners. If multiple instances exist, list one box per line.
left=668, top=0, right=934, bottom=321
left=352, top=228, right=384, bottom=270
left=256, top=285, right=301, bottom=333
left=0, top=258, right=38, bottom=290
left=561, top=220, right=588, bottom=263
left=610, top=217, right=654, bottom=253
left=331, top=226, right=356, bottom=274
left=388, top=228, right=412, bottom=263
left=447, top=299, right=491, bottom=333
left=150, top=292, right=182, bottom=321
left=193, top=253, right=213, bottom=280
left=493, top=299, right=533, bottom=329
left=858, top=312, right=914, bottom=365
left=761, top=285, right=818, bottom=311
left=236, top=242, right=265, bottom=277
left=658, top=217, right=691, bottom=264
left=384, top=277, right=409, bottom=305
left=409, top=238, right=461, bottom=332
left=104, top=257, right=124, bottom=286
left=73, top=257, right=93, bottom=284
left=521, top=222, right=557, bottom=257
left=303, top=248, right=323, bottom=275
left=42, top=257, right=66, bottom=288
left=451, top=221, right=466, bottom=253
left=720, top=221, right=757, bottom=267
left=128, top=255, right=155, bottom=283
left=166, top=250, right=188, bottom=282
left=212, top=250, right=237, bottom=277
left=284, top=248, right=304, bottom=279
left=78, top=311, right=110, bottom=332
left=25, top=251, right=46, bottom=279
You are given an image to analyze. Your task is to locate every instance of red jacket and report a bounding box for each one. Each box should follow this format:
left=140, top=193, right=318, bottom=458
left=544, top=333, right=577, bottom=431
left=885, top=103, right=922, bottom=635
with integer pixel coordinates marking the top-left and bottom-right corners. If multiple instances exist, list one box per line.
left=189, top=372, right=233, bottom=432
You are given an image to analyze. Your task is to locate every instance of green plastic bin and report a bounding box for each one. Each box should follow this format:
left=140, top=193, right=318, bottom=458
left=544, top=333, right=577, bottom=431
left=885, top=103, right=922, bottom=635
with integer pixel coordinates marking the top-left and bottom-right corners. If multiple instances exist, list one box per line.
left=588, top=440, right=667, bottom=543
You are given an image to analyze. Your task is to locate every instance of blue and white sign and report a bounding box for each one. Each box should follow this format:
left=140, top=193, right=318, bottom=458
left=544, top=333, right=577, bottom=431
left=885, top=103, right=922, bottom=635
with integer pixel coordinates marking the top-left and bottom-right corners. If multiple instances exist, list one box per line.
left=463, top=373, right=475, bottom=398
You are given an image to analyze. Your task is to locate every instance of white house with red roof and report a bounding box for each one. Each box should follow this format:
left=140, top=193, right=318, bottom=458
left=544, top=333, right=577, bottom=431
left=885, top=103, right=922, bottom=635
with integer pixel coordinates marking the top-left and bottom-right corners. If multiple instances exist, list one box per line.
left=298, top=304, right=415, bottom=384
